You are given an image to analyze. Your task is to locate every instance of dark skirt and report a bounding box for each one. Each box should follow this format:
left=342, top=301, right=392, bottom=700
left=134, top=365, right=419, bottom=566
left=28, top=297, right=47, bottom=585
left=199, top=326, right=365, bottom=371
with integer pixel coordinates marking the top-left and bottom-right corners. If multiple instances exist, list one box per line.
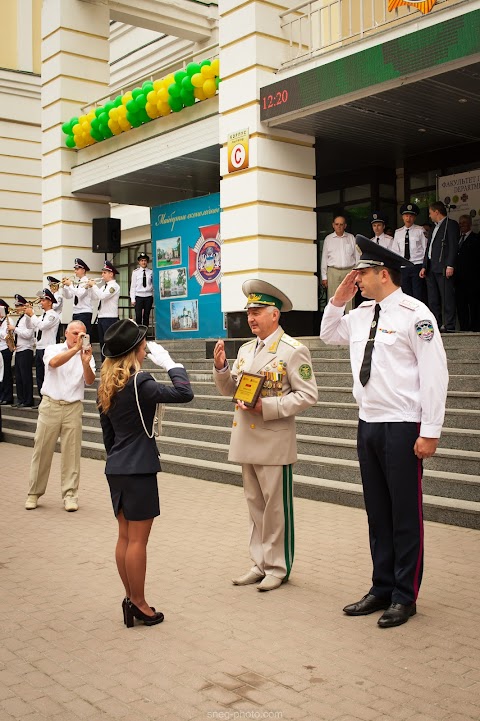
left=106, top=473, right=160, bottom=521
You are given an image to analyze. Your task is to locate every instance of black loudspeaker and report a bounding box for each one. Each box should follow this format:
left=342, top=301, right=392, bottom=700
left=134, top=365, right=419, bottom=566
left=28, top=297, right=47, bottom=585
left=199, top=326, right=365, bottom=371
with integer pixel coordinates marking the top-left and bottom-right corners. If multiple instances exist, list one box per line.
left=92, top=217, right=121, bottom=253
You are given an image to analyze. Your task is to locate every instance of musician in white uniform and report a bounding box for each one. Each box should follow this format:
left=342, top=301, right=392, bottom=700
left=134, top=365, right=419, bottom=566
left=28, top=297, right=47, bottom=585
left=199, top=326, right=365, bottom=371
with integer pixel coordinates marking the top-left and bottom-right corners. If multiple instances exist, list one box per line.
left=24, top=288, right=60, bottom=396
left=11, top=294, right=35, bottom=408
left=130, top=252, right=154, bottom=328
left=62, top=257, right=93, bottom=335
left=47, top=276, right=64, bottom=315
left=88, top=260, right=120, bottom=361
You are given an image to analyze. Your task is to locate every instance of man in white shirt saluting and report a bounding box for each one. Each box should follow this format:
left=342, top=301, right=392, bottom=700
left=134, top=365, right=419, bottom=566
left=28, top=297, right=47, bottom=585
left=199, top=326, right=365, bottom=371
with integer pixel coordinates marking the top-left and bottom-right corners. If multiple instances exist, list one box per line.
left=321, top=236, right=448, bottom=628
left=321, top=215, right=357, bottom=313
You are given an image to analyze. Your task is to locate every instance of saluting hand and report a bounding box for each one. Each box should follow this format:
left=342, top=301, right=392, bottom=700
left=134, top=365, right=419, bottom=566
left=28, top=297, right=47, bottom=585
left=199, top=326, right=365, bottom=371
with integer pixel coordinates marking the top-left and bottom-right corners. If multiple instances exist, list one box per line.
left=331, top=270, right=358, bottom=307
left=213, top=339, right=226, bottom=370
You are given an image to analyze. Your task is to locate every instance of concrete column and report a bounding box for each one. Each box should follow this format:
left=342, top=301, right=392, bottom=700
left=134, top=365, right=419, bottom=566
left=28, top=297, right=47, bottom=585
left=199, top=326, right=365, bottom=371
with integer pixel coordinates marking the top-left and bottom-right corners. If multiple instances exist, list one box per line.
left=41, top=0, right=110, bottom=302
left=219, top=0, right=317, bottom=313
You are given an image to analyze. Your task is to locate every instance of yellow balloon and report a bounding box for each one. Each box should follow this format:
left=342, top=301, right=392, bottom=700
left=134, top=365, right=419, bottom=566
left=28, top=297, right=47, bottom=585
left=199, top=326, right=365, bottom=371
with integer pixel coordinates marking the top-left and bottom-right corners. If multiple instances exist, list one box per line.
left=158, top=87, right=169, bottom=103
left=118, top=118, right=131, bottom=131
left=72, top=123, right=81, bottom=135
left=147, top=90, right=157, bottom=104
left=203, top=78, right=216, bottom=97
left=145, top=102, right=159, bottom=119
left=116, top=105, right=126, bottom=118
left=122, top=92, right=132, bottom=106
left=163, top=74, right=175, bottom=88
left=87, top=110, right=96, bottom=121
left=109, top=108, right=118, bottom=120
left=201, top=64, right=215, bottom=79
left=81, top=121, right=90, bottom=132
left=191, top=73, right=204, bottom=88
left=210, top=58, right=220, bottom=76
left=194, top=87, right=207, bottom=101
left=157, top=101, right=171, bottom=117
left=153, top=79, right=163, bottom=91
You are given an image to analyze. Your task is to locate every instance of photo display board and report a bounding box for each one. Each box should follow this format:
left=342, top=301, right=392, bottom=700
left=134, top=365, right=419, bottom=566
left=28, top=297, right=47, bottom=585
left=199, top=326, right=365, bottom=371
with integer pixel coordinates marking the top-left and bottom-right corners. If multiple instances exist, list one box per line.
left=150, top=194, right=225, bottom=340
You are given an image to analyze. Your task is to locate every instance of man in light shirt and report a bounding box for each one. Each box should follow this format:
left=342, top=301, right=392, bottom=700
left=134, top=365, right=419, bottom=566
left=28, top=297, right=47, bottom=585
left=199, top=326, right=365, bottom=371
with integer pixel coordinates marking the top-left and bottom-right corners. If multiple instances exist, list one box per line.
left=321, top=215, right=357, bottom=313
left=62, top=258, right=93, bottom=336
left=321, top=236, right=448, bottom=628
left=393, top=203, right=427, bottom=302
left=370, top=212, right=394, bottom=249
left=24, top=288, right=60, bottom=396
left=130, top=252, right=154, bottom=328
left=25, top=321, right=95, bottom=512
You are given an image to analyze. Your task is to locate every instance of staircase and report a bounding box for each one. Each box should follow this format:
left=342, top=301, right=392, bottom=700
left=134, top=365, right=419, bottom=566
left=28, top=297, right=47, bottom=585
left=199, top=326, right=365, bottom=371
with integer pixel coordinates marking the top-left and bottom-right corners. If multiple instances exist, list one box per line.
left=3, top=334, right=480, bottom=528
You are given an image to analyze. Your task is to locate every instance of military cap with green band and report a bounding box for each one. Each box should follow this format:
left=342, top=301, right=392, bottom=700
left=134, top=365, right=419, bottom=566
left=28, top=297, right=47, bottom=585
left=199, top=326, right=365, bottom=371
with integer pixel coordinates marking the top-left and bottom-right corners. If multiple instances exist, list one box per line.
left=242, top=279, right=293, bottom=312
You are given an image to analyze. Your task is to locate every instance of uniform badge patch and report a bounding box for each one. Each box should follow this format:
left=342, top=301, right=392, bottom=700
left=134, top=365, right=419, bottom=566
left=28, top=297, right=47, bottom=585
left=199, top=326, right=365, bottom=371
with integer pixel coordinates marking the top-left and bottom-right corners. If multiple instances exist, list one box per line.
left=415, top=319, right=434, bottom=342
left=298, top=363, right=312, bottom=380
left=109, top=287, right=115, bottom=294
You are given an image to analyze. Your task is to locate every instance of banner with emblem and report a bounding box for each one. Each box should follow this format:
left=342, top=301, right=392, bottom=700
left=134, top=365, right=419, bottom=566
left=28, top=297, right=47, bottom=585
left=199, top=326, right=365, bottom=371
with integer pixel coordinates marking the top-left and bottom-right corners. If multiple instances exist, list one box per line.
left=437, top=170, right=480, bottom=234
left=150, top=193, right=225, bottom=340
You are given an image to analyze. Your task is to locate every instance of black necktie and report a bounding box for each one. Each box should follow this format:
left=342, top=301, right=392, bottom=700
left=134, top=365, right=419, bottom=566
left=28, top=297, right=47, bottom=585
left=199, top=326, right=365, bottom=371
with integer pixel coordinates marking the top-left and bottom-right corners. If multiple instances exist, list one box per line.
left=14, top=315, right=21, bottom=345
left=459, top=233, right=466, bottom=248
left=98, top=284, right=107, bottom=312
left=142, top=269, right=147, bottom=288
left=359, top=304, right=380, bottom=387
left=37, top=312, right=46, bottom=342
left=404, top=229, right=410, bottom=260
left=74, top=284, right=78, bottom=306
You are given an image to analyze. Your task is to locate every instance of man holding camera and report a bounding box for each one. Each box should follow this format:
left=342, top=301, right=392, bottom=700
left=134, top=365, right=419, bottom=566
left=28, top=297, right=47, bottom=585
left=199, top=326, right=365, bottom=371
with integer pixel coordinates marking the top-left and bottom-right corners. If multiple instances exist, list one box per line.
left=25, top=321, right=96, bottom=512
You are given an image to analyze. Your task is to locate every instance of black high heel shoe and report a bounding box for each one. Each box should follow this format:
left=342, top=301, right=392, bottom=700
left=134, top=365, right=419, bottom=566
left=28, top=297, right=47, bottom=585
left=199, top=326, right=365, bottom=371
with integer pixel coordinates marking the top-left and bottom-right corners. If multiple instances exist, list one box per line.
left=122, top=597, right=156, bottom=625
left=125, top=600, right=164, bottom=628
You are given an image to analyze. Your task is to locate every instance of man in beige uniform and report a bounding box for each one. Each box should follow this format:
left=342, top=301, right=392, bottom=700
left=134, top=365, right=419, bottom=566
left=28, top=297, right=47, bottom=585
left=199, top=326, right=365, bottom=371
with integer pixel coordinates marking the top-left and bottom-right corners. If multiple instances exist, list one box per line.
left=213, top=281, right=318, bottom=591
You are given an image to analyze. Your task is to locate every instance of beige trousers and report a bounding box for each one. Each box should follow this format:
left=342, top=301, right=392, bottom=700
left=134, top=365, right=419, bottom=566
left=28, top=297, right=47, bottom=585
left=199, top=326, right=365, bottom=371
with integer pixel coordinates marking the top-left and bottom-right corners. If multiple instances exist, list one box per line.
left=327, top=266, right=355, bottom=313
left=28, top=395, right=83, bottom=500
left=242, top=463, right=294, bottom=580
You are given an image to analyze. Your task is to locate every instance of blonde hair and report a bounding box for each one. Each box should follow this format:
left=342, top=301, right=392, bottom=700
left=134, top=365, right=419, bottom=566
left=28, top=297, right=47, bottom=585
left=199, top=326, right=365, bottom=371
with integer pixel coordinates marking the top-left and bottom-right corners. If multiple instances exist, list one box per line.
left=97, top=348, right=141, bottom=414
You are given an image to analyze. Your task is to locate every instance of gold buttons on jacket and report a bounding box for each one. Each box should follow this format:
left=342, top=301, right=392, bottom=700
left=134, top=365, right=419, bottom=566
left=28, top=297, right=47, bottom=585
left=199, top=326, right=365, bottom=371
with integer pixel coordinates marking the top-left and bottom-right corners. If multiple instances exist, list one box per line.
left=233, top=421, right=237, bottom=427
left=250, top=424, right=255, bottom=429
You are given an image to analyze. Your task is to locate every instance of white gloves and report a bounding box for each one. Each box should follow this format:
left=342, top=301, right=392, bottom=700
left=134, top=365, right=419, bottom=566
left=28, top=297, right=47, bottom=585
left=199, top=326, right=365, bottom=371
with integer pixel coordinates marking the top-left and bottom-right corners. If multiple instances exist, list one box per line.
left=146, top=341, right=183, bottom=371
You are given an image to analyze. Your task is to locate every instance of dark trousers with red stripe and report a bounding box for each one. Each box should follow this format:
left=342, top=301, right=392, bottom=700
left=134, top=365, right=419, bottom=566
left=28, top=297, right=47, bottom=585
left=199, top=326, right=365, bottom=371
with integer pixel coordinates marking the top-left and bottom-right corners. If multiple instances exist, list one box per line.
left=357, top=420, right=424, bottom=606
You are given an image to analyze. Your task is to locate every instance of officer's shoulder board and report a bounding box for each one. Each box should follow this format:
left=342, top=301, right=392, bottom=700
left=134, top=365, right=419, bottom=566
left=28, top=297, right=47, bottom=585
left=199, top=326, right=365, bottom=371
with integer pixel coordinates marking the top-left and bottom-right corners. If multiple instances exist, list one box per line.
left=359, top=300, right=375, bottom=308
left=399, top=298, right=419, bottom=311
left=280, top=333, right=303, bottom=349
left=240, top=339, right=256, bottom=351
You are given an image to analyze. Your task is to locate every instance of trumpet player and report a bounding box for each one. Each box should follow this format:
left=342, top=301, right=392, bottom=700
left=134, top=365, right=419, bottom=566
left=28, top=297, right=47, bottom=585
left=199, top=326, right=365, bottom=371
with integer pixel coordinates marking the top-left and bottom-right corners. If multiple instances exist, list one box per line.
left=88, top=260, right=120, bottom=362
left=11, top=295, right=35, bottom=408
left=62, top=258, right=93, bottom=335
left=47, top=276, right=64, bottom=315
left=0, top=299, right=14, bottom=406
left=24, top=289, right=60, bottom=396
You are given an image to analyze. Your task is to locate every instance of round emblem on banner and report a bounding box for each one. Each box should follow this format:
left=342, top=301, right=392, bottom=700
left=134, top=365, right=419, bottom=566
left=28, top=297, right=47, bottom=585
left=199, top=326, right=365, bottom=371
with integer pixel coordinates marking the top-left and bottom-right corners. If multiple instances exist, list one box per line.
left=197, top=239, right=221, bottom=284
left=189, top=224, right=222, bottom=294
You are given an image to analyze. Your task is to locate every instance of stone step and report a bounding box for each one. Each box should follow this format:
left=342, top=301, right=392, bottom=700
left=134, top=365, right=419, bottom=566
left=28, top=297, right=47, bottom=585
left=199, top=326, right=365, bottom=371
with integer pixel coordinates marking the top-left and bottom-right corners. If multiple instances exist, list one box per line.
left=5, top=427, right=480, bottom=529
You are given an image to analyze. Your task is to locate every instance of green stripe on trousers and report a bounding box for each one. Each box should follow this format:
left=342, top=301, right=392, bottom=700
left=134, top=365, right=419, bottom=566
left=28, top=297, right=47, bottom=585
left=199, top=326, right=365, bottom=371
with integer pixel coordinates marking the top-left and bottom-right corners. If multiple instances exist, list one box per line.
left=283, top=464, right=294, bottom=579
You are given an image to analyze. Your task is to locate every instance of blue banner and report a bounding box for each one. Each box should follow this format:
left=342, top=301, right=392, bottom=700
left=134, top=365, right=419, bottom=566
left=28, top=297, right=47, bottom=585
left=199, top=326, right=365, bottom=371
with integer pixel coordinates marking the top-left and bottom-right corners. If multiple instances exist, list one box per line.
left=150, top=194, right=225, bottom=340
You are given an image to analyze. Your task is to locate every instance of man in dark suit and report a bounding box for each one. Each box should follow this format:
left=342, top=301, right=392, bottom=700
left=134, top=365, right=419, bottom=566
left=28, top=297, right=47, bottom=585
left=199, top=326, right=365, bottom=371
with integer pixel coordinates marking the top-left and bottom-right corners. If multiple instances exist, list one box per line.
left=455, top=215, right=480, bottom=331
left=420, top=201, right=459, bottom=332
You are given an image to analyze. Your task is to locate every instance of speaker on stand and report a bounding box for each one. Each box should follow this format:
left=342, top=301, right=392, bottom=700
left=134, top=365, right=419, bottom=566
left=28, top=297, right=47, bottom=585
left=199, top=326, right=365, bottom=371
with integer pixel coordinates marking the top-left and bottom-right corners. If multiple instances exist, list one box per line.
left=92, top=218, right=121, bottom=255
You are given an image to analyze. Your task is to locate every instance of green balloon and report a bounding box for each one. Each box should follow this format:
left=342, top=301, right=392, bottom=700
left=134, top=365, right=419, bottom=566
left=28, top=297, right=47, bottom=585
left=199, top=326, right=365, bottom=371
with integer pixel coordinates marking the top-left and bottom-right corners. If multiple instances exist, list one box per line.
left=65, top=136, right=76, bottom=148
left=182, top=76, right=193, bottom=92
left=94, top=107, right=104, bottom=117
left=104, top=101, right=115, bottom=114
left=183, top=94, right=195, bottom=107
left=91, top=117, right=100, bottom=131
left=168, top=96, right=183, bottom=112
left=70, top=116, right=79, bottom=128
left=104, top=127, right=114, bottom=138
left=168, top=83, right=181, bottom=99
left=142, top=82, right=154, bottom=94
left=131, top=87, right=142, bottom=99
left=180, top=88, right=194, bottom=102
left=200, top=59, right=211, bottom=67
left=98, top=112, right=108, bottom=126
left=126, top=112, right=141, bottom=127
left=186, top=62, right=201, bottom=77
left=174, top=70, right=187, bottom=85
left=134, top=93, right=147, bottom=110
left=61, top=121, right=71, bottom=135
left=126, top=99, right=137, bottom=113
left=139, top=108, right=151, bottom=124
left=91, top=130, right=102, bottom=142
left=114, top=95, right=123, bottom=106
left=215, top=77, right=220, bottom=89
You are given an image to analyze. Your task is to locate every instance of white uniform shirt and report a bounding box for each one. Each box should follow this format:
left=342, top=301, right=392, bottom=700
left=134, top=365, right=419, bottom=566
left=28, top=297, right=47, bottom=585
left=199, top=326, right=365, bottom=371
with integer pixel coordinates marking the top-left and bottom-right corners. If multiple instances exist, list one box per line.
left=320, top=288, right=448, bottom=437
left=53, top=289, right=63, bottom=314
left=90, top=280, right=120, bottom=318
left=41, top=342, right=96, bottom=402
left=371, top=233, right=394, bottom=250
left=0, top=349, right=3, bottom=381
left=0, top=318, right=9, bottom=351
left=321, top=232, right=357, bottom=280
left=25, top=310, right=60, bottom=350
left=393, top=224, right=427, bottom=264
left=130, top=266, right=153, bottom=301
left=62, top=278, right=93, bottom=313
left=12, top=314, right=35, bottom=353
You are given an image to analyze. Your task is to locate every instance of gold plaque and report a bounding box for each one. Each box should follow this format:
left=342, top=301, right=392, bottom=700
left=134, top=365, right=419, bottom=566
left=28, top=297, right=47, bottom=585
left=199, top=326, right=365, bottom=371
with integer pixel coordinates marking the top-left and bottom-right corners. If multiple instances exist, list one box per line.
left=232, top=372, right=265, bottom=408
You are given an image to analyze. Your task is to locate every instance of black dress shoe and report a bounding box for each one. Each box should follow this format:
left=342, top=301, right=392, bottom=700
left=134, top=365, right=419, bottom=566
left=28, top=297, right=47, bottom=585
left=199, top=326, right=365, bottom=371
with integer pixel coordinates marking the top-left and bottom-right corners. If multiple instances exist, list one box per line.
left=343, top=593, right=391, bottom=616
left=377, top=602, right=416, bottom=628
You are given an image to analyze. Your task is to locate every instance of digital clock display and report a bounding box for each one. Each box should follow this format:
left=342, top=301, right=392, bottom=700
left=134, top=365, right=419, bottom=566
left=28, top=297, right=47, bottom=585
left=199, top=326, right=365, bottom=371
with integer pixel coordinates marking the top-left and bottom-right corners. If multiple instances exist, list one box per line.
left=260, top=75, right=302, bottom=122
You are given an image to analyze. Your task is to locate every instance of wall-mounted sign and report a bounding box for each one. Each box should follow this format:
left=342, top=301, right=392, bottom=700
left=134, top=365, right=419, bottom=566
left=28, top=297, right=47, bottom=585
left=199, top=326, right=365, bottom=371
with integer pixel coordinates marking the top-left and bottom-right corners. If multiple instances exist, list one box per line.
left=227, top=128, right=249, bottom=173
left=388, top=0, right=436, bottom=14
left=151, top=193, right=225, bottom=340
left=437, top=169, right=480, bottom=234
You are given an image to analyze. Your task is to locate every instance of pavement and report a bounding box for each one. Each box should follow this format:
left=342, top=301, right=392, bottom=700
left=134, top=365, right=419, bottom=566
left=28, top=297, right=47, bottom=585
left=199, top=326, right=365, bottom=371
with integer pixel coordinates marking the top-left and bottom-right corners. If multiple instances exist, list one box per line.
left=1, top=442, right=480, bottom=721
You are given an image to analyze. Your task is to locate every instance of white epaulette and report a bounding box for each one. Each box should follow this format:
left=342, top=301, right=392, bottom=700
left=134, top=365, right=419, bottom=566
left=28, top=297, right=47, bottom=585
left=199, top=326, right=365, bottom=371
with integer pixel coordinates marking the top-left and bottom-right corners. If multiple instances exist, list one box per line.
left=280, top=333, right=303, bottom=348
left=399, top=298, right=419, bottom=311
left=359, top=300, right=375, bottom=308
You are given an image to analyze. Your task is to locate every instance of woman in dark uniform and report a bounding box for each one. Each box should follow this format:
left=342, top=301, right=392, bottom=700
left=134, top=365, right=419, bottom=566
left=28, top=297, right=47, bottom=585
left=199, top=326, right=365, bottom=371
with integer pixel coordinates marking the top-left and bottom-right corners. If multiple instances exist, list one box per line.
left=98, top=319, right=193, bottom=627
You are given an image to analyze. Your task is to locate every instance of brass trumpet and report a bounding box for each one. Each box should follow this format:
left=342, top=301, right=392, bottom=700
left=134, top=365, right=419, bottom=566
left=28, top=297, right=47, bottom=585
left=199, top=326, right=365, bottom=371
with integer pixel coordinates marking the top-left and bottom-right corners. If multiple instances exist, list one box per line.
left=86, top=278, right=105, bottom=287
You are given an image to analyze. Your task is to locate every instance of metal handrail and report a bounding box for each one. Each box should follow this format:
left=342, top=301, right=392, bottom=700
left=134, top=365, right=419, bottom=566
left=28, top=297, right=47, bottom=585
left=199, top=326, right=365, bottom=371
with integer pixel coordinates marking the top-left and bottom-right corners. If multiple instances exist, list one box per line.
left=81, top=42, right=219, bottom=113
left=280, top=0, right=455, bottom=66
